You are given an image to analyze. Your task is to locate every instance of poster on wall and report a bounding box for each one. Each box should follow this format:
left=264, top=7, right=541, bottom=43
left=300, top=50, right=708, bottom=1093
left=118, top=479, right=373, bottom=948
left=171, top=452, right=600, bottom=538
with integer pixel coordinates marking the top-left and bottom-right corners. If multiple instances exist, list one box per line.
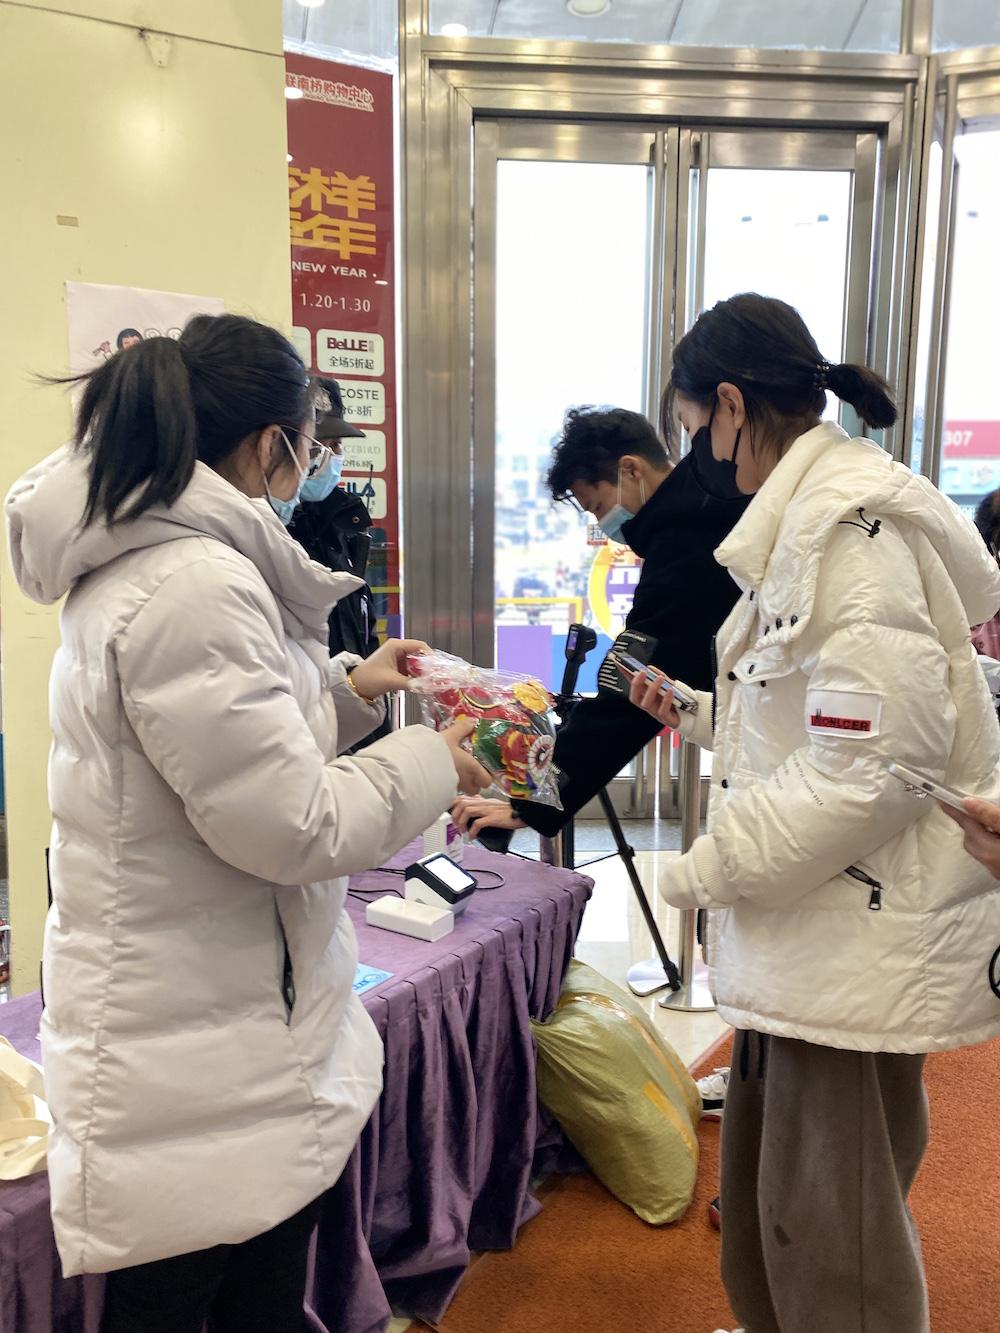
left=284, top=55, right=400, bottom=636
left=940, top=420, right=1000, bottom=514
left=65, top=282, right=224, bottom=375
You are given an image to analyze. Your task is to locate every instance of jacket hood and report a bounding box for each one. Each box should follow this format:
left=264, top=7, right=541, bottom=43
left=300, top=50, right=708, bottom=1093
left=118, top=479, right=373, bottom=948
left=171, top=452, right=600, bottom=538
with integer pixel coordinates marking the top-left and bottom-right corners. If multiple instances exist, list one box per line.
left=6, top=447, right=363, bottom=638
left=715, top=422, right=1000, bottom=635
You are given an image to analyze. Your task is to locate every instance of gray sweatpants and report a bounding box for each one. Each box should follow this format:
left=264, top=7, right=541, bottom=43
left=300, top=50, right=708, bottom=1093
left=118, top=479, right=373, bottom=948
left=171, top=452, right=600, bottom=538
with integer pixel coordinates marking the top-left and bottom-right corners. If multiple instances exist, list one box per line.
left=720, top=1030, right=930, bottom=1333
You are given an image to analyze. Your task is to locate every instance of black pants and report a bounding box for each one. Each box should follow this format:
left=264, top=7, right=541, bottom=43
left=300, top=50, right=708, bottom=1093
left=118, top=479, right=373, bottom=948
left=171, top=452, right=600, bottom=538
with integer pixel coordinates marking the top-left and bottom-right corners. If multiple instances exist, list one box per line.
left=100, top=1199, right=322, bottom=1333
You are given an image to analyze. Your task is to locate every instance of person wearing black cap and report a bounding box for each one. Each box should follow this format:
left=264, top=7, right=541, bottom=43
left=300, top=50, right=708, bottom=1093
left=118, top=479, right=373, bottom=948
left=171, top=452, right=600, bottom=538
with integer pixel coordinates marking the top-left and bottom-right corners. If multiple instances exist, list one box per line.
left=289, top=379, right=390, bottom=745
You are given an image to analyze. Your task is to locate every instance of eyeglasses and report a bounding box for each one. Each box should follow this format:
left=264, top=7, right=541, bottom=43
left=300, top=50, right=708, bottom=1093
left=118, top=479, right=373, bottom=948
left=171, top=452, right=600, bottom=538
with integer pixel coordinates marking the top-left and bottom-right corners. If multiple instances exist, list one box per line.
left=301, top=434, right=333, bottom=478
left=558, top=493, right=586, bottom=515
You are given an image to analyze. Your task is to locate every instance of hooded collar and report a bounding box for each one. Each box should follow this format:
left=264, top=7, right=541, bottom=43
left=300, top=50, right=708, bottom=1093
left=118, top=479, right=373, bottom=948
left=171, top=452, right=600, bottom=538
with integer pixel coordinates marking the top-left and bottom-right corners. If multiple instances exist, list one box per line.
left=6, top=447, right=362, bottom=641
left=715, top=421, right=1000, bottom=642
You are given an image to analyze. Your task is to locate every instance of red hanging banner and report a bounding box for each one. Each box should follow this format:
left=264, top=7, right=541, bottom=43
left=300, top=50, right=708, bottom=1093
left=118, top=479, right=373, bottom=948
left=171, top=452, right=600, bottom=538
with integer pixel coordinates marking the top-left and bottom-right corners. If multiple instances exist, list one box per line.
left=284, top=55, right=400, bottom=633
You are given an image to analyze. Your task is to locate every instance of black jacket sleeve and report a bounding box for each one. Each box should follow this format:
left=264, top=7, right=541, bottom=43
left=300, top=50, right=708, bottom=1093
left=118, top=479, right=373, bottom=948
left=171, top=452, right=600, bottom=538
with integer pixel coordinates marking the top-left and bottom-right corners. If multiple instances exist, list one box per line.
left=511, top=526, right=738, bottom=837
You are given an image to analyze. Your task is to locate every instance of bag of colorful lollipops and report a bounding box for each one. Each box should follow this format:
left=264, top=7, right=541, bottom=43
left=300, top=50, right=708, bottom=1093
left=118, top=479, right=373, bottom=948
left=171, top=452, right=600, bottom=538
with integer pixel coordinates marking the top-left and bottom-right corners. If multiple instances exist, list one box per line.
left=406, top=650, right=562, bottom=809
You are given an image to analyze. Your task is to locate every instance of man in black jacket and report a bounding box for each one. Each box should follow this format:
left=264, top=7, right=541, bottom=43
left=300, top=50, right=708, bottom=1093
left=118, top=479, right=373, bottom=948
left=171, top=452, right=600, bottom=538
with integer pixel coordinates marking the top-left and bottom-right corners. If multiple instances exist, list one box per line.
left=453, top=405, right=751, bottom=840
left=289, top=379, right=379, bottom=661
left=289, top=379, right=390, bottom=746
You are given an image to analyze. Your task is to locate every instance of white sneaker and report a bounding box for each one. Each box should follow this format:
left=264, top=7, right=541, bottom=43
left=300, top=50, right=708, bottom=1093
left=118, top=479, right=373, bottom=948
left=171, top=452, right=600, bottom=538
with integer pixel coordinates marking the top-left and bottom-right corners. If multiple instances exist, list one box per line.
left=697, top=1066, right=730, bottom=1120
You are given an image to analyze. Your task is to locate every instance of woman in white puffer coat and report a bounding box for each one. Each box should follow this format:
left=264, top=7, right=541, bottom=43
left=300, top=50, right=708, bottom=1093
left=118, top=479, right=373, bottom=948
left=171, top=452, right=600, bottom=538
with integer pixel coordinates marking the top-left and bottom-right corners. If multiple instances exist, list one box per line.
left=629, top=295, right=1000, bottom=1333
left=5, top=314, right=490, bottom=1333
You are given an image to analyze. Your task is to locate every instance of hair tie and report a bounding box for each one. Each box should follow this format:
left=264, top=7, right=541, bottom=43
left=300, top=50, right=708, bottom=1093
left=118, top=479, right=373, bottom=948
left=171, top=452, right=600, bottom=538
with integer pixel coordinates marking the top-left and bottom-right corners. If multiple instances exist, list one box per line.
left=813, top=360, right=833, bottom=391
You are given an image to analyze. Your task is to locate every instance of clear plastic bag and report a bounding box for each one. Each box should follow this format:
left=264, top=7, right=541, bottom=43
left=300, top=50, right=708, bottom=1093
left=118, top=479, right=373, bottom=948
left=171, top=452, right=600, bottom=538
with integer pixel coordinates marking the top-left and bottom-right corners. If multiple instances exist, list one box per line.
left=407, top=651, right=562, bottom=809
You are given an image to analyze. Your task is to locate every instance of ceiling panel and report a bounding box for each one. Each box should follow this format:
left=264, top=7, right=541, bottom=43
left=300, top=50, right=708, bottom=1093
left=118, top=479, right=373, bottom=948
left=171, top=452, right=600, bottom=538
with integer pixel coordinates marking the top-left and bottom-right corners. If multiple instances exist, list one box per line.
left=491, top=0, right=681, bottom=43
left=283, top=0, right=907, bottom=56
left=428, top=0, right=499, bottom=33
left=442, top=0, right=902, bottom=50
left=670, top=0, right=897, bottom=52
left=283, top=0, right=398, bottom=60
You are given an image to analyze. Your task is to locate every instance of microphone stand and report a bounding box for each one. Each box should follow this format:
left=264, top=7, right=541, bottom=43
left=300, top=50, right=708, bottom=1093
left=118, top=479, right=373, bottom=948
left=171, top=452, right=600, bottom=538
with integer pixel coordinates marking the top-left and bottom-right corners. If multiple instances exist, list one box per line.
left=552, top=645, right=681, bottom=995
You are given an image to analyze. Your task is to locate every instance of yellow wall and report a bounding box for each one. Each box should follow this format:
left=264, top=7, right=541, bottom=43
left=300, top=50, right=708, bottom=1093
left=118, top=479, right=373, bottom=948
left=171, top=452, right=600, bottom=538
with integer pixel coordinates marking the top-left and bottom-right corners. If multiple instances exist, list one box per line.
left=0, top=0, right=292, bottom=993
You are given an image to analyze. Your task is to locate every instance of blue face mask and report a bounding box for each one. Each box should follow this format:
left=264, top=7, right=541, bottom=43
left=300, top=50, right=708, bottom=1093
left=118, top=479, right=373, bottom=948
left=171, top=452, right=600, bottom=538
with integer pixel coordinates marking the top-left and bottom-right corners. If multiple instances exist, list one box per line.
left=598, top=505, right=632, bottom=544
left=598, top=466, right=646, bottom=545
left=265, top=431, right=307, bottom=526
left=300, top=448, right=344, bottom=503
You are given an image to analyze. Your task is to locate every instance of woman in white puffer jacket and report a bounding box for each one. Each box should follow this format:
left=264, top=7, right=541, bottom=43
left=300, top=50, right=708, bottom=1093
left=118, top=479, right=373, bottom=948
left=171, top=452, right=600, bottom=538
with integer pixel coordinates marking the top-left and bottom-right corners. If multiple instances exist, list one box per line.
left=5, top=314, right=489, bottom=1332
left=630, top=295, right=1000, bottom=1333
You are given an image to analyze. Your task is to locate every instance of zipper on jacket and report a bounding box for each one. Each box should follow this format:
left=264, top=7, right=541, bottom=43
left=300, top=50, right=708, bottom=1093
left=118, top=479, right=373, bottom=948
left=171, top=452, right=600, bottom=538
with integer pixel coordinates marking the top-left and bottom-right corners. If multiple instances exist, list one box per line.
left=276, top=909, right=296, bottom=1020
left=711, top=634, right=719, bottom=731
left=844, top=864, right=883, bottom=911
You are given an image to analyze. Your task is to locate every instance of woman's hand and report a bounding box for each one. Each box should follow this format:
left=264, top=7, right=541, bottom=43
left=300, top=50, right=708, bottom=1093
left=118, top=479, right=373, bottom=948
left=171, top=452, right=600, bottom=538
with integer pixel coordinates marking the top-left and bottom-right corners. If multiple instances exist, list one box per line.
left=442, top=719, right=493, bottom=797
left=941, top=796, right=1000, bottom=880
left=452, top=796, right=526, bottom=839
left=347, top=639, right=430, bottom=701
left=620, top=661, right=682, bottom=730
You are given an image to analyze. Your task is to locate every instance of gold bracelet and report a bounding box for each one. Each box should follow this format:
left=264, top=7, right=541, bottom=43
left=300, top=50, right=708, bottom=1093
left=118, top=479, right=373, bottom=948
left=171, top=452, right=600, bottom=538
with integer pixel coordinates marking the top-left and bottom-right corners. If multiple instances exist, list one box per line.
left=345, top=670, right=378, bottom=707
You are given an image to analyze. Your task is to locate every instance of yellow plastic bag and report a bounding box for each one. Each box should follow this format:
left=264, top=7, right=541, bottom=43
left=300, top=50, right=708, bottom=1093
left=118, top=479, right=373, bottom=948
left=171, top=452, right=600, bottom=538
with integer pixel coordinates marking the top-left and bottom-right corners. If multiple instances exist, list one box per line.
left=0, top=1036, right=49, bottom=1180
left=531, top=960, right=700, bottom=1224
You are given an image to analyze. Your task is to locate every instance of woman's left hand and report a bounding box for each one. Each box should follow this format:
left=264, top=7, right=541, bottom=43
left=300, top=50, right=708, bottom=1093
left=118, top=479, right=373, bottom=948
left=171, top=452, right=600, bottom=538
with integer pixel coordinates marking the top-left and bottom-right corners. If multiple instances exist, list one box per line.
left=348, top=639, right=430, bottom=701
left=940, top=796, right=1000, bottom=881
left=623, top=663, right=681, bottom=730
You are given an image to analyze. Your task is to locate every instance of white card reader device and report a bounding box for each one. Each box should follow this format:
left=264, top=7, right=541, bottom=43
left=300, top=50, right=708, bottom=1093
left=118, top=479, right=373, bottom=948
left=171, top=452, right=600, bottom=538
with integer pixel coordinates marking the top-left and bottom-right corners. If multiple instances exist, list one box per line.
left=405, top=853, right=478, bottom=915
left=366, top=895, right=455, bottom=942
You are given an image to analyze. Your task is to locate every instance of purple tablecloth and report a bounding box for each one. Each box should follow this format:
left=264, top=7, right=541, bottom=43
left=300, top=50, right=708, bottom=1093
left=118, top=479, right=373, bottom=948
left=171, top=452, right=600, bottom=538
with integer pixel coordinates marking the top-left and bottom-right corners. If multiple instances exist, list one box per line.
left=0, top=846, right=591, bottom=1333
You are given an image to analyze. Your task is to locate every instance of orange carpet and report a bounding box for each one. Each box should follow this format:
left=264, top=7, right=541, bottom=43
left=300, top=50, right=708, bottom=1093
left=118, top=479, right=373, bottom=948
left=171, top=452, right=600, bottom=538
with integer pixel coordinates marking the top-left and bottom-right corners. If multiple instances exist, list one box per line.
left=421, top=1033, right=1000, bottom=1332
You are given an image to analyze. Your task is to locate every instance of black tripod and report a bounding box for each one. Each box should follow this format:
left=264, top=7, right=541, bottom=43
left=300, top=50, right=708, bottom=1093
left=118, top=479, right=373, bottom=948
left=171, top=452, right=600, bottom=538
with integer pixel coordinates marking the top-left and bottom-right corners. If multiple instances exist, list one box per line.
left=537, top=625, right=681, bottom=995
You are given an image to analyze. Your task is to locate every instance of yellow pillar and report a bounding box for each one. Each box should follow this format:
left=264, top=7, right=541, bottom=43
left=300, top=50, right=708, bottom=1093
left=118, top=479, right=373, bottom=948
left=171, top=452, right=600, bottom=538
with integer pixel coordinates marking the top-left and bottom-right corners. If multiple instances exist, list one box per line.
left=0, top=0, right=292, bottom=994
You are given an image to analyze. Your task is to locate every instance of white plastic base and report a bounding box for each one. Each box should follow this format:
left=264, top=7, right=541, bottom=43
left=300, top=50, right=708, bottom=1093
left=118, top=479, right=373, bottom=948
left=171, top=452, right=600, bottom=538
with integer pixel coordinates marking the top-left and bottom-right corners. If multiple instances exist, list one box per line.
left=626, top=958, right=674, bottom=997
left=365, top=895, right=455, bottom=942
left=658, top=957, right=716, bottom=1013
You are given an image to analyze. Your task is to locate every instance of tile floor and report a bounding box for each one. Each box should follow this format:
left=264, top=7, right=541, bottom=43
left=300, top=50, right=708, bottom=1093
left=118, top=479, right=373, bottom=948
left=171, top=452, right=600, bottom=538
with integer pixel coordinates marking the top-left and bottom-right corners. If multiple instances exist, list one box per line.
left=570, top=833, right=729, bottom=1067
left=510, top=818, right=729, bottom=1066
left=390, top=820, right=730, bottom=1331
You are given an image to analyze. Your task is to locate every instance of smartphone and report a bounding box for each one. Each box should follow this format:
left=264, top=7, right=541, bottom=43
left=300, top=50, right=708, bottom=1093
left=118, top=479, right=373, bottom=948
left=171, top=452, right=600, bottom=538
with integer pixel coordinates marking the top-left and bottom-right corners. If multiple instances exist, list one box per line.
left=884, top=762, right=972, bottom=813
left=612, top=653, right=699, bottom=713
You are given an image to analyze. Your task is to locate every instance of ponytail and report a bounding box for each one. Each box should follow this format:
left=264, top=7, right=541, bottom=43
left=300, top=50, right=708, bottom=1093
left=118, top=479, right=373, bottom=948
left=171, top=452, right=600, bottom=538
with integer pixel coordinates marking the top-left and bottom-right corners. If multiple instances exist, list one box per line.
left=670, top=293, right=899, bottom=449
left=825, top=362, right=897, bottom=430
left=76, top=338, right=199, bottom=527
left=52, top=314, right=311, bottom=527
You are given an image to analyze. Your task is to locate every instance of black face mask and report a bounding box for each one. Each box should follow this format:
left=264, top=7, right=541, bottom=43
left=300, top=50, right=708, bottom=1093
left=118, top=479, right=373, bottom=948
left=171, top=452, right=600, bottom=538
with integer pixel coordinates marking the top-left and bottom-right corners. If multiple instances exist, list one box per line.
left=690, top=409, right=746, bottom=501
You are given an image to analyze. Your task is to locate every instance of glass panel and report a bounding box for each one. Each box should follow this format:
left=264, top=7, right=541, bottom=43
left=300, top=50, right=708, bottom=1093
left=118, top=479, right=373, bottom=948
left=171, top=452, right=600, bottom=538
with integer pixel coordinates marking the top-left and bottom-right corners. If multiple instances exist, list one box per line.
left=432, top=0, right=902, bottom=52
left=700, top=167, right=853, bottom=416
left=696, top=158, right=854, bottom=777
left=933, top=0, right=1000, bottom=52
left=493, top=159, right=649, bottom=692
left=938, top=128, right=1000, bottom=520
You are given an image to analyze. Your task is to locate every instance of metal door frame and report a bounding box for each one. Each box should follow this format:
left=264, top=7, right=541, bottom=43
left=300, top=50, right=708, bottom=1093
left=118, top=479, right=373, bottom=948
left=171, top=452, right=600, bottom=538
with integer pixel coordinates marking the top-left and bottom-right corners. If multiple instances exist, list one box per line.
left=913, top=45, right=1000, bottom=483
left=399, top=14, right=923, bottom=672
left=473, top=122, right=662, bottom=816
left=472, top=118, right=881, bottom=815
left=683, top=126, right=880, bottom=438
